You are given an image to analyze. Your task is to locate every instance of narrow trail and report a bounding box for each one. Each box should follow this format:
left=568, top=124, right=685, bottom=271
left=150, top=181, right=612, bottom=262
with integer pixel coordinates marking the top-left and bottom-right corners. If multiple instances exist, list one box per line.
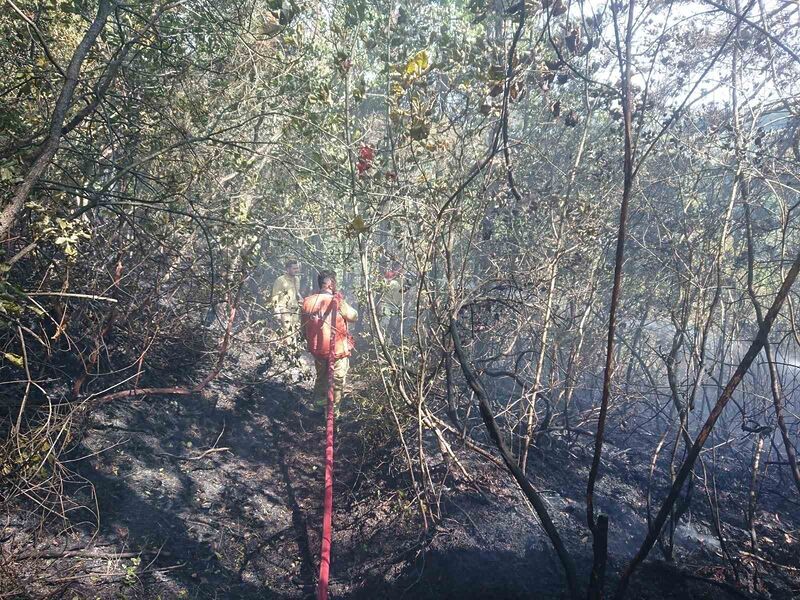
left=63, top=374, right=359, bottom=598
left=47, top=356, right=416, bottom=600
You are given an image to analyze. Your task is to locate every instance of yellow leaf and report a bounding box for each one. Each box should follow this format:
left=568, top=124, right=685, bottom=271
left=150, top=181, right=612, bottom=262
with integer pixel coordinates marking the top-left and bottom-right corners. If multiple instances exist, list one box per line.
left=404, top=50, right=429, bottom=76
left=3, top=353, right=24, bottom=368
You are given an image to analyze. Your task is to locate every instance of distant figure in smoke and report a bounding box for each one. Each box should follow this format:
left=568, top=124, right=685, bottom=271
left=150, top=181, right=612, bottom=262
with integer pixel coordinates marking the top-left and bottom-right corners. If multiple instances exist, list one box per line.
left=301, top=270, right=358, bottom=410
left=271, top=259, right=303, bottom=340
left=380, top=261, right=403, bottom=342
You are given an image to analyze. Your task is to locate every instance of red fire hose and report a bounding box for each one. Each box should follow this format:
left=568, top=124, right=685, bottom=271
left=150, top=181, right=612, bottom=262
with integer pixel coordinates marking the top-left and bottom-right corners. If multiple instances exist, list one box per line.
left=316, top=295, right=338, bottom=600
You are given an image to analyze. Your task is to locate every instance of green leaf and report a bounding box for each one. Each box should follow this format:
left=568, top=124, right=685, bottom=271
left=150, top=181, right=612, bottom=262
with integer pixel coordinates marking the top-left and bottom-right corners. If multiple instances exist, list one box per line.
left=348, top=216, right=369, bottom=235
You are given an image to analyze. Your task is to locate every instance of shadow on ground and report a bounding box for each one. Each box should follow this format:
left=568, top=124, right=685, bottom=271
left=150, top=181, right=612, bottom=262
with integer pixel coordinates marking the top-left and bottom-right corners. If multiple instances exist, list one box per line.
left=4, top=361, right=798, bottom=599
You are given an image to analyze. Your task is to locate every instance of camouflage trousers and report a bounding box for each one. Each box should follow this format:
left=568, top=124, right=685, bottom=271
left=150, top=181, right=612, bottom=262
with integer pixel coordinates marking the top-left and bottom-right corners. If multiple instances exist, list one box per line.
left=312, top=356, right=349, bottom=408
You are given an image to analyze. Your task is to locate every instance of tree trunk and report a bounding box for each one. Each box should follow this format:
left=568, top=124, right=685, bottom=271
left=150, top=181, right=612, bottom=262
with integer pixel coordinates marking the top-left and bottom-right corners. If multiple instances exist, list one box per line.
left=0, top=0, right=113, bottom=239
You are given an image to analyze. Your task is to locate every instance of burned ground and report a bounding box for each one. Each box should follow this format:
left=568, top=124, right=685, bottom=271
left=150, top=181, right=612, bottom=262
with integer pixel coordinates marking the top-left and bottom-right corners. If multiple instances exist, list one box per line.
left=2, top=352, right=799, bottom=600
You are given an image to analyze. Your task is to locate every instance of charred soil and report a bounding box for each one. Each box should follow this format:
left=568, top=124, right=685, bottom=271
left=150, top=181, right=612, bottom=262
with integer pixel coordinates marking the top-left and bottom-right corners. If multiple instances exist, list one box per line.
left=2, top=354, right=799, bottom=599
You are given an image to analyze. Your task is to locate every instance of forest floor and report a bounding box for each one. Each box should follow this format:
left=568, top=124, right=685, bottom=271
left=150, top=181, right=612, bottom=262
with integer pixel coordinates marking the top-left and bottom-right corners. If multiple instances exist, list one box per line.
left=2, top=346, right=800, bottom=599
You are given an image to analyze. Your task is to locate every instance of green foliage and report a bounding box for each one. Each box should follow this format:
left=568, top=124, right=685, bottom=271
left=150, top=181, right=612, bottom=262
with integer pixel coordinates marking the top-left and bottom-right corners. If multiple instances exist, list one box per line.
left=125, top=557, right=141, bottom=585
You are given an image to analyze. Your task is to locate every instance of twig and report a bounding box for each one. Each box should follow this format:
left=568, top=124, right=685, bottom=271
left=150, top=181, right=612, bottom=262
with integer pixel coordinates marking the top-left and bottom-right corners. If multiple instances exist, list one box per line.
left=32, top=563, right=185, bottom=585
left=157, top=427, right=229, bottom=461
left=157, top=446, right=231, bottom=461
left=5, top=0, right=67, bottom=77
left=739, top=550, right=800, bottom=572
left=12, top=325, right=32, bottom=436
left=15, top=550, right=140, bottom=560
left=24, top=291, right=118, bottom=303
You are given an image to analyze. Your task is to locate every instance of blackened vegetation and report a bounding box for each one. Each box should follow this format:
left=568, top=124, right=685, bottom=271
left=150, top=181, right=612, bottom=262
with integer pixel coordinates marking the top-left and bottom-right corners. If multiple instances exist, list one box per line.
left=1, top=344, right=798, bottom=599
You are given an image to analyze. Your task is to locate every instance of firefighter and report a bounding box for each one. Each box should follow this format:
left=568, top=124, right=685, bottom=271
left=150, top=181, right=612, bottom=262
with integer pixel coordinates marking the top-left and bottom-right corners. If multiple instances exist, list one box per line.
left=271, top=259, right=302, bottom=340
left=301, top=270, right=358, bottom=409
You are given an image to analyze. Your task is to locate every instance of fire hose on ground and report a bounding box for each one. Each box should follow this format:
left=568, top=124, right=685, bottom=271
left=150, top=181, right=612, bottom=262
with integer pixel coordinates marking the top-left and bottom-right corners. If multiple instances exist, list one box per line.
left=316, top=295, right=337, bottom=600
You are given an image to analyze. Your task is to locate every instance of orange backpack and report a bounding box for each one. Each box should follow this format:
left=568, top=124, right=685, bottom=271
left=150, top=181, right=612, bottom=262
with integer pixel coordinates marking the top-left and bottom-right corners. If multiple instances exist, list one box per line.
left=302, top=293, right=354, bottom=359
